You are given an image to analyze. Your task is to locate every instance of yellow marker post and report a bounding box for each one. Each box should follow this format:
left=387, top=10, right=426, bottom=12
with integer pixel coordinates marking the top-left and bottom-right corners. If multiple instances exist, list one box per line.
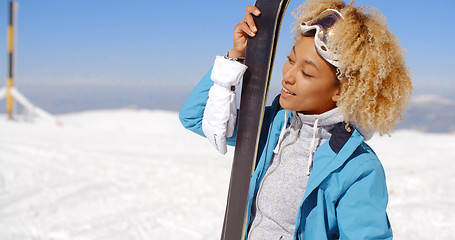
left=7, top=1, right=17, bottom=120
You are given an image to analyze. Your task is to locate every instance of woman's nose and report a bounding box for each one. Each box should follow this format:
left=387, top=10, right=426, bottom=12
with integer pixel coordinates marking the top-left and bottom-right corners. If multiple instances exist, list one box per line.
left=283, top=66, right=296, bottom=85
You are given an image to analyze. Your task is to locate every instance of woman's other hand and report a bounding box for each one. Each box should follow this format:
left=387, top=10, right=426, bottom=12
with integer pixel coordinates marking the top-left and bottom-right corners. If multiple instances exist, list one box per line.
left=229, top=5, right=261, bottom=58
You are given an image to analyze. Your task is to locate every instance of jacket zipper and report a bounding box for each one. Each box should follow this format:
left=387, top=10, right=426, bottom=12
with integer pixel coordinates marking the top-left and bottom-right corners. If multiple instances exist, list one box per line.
left=248, top=126, right=301, bottom=238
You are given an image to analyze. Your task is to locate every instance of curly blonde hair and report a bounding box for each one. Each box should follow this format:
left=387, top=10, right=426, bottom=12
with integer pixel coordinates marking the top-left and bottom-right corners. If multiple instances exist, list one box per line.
left=292, top=0, right=412, bottom=135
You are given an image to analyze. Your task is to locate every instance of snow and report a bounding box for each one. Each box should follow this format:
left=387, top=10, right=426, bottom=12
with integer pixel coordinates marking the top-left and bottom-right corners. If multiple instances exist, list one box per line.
left=369, top=130, right=455, bottom=239
left=1, top=109, right=454, bottom=239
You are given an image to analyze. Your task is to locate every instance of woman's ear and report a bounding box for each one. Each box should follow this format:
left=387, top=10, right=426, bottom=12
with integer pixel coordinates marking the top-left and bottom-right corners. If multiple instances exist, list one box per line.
left=332, top=87, right=341, bottom=103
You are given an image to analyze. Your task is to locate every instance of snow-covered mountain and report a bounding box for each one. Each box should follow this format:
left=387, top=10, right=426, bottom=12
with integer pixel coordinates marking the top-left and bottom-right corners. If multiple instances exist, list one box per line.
left=3, top=87, right=454, bottom=133
left=396, top=95, right=455, bottom=133
left=0, top=110, right=454, bottom=239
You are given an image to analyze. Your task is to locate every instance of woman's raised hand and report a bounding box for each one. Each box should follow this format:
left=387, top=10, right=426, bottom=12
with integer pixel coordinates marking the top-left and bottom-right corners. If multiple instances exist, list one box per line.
left=229, top=5, right=261, bottom=58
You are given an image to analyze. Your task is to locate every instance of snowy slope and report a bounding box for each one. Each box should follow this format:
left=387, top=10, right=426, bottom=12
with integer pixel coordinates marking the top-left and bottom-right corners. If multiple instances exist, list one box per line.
left=0, top=110, right=454, bottom=239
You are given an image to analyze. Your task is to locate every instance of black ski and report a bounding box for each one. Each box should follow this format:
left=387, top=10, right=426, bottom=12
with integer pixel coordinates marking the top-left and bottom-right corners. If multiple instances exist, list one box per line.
left=220, top=0, right=290, bottom=239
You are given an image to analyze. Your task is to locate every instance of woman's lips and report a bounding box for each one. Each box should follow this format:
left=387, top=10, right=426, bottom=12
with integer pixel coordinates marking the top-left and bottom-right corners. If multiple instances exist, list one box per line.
left=281, top=87, right=296, bottom=96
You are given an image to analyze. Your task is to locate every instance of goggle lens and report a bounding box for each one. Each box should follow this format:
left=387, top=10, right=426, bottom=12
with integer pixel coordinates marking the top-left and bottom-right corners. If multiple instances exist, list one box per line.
left=307, top=11, right=341, bottom=31
left=300, top=9, right=344, bottom=66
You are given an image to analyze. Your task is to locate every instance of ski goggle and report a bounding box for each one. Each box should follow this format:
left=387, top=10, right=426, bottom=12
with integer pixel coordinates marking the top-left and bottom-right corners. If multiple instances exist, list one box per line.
left=300, top=9, right=344, bottom=67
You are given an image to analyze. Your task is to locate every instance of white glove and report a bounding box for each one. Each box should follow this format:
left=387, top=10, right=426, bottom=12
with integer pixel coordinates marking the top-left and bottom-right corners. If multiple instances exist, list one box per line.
left=202, top=56, right=247, bottom=154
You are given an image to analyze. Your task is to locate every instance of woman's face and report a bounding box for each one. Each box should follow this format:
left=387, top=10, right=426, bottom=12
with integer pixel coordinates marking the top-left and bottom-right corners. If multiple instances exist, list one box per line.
left=279, top=36, right=340, bottom=115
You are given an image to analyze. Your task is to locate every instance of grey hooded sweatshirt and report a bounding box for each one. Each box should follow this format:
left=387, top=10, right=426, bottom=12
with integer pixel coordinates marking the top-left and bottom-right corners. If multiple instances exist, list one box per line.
left=248, top=107, right=344, bottom=240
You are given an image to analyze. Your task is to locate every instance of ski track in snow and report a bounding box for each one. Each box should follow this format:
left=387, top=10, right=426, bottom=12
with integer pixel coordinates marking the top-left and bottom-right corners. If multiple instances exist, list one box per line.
left=0, top=109, right=454, bottom=239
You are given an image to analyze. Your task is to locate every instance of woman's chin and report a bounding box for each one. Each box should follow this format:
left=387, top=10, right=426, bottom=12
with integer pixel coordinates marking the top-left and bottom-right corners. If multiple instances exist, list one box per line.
left=279, top=96, right=295, bottom=111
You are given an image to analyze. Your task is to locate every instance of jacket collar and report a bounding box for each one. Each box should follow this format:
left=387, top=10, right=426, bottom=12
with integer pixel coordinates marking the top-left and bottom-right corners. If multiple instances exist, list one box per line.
left=302, top=125, right=365, bottom=201
left=267, top=96, right=368, bottom=199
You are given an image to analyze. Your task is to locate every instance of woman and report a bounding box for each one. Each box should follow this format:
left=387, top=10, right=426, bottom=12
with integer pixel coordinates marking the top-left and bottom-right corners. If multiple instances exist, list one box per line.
left=179, top=0, right=412, bottom=239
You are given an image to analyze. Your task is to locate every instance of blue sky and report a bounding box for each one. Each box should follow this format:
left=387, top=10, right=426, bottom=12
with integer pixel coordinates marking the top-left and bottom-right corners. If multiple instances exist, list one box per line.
left=0, top=0, right=454, bottom=112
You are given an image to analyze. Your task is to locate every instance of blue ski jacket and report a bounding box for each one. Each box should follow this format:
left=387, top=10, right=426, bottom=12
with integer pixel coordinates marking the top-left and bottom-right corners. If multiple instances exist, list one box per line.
left=179, top=68, right=393, bottom=240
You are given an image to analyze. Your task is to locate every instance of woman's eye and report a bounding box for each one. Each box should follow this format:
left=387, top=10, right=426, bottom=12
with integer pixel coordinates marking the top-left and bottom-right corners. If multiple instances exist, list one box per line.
left=286, top=56, right=294, bottom=63
left=302, top=71, right=313, bottom=77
